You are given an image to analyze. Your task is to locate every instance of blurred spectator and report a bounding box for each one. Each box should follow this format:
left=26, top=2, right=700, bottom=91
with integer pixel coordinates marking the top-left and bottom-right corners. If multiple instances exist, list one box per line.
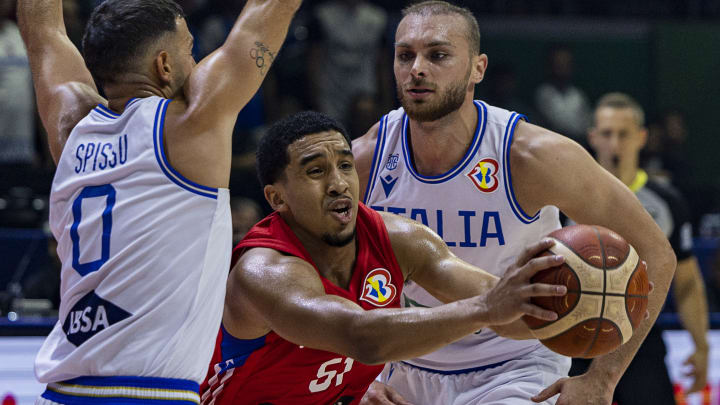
left=534, top=44, right=592, bottom=147
left=346, top=92, right=381, bottom=140
left=308, top=0, right=391, bottom=127
left=485, top=64, right=536, bottom=120
left=660, top=109, right=692, bottom=180
left=641, top=120, right=667, bottom=177
left=231, top=197, right=263, bottom=245
left=22, top=234, right=61, bottom=310
left=0, top=0, right=35, bottom=165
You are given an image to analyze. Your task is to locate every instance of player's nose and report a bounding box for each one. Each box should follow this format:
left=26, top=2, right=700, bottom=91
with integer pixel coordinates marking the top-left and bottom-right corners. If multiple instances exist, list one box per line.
left=410, top=55, right=428, bottom=78
left=327, top=166, right=349, bottom=195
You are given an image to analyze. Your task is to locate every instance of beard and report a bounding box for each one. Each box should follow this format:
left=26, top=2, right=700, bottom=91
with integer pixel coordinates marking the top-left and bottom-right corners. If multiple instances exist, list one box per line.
left=321, top=227, right=357, bottom=247
left=398, top=69, right=471, bottom=123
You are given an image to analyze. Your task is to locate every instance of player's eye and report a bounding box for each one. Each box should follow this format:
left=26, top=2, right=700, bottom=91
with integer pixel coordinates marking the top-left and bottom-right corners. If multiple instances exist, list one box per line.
left=397, top=52, right=413, bottom=62
left=432, top=52, right=448, bottom=60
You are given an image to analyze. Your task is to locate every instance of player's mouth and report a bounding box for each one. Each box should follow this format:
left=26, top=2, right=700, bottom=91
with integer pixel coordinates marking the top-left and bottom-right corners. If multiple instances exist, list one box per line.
left=327, top=198, right=353, bottom=225
left=406, top=87, right=434, bottom=99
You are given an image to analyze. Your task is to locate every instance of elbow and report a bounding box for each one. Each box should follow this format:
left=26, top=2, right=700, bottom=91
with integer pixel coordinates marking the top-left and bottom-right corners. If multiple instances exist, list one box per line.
left=651, top=239, right=677, bottom=289
left=342, top=318, right=392, bottom=365
left=344, top=331, right=388, bottom=365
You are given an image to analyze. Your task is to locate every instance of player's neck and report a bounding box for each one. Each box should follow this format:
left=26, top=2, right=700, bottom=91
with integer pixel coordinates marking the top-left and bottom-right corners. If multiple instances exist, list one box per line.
left=286, top=219, right=358, bottom=288
left=104, top=74, right=179, bottom=113
left=304, top=240, right=358, bottom=289
left=617, top=159, right=640, bottom=188
left=407, top=100, right=478, bottom=176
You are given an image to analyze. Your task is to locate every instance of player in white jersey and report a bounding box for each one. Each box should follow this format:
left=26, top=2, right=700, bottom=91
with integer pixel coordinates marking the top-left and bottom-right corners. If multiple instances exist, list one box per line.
left=18, top=0, right=301, bottom=403
left=353, top=2, right=676, bottom=404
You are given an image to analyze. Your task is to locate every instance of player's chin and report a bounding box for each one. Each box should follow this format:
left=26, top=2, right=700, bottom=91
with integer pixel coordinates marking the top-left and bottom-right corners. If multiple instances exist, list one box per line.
left=321, top=227, right=356, bottom=247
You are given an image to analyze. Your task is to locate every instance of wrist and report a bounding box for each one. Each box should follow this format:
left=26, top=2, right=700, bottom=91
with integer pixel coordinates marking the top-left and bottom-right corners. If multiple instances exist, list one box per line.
left=471, top=295, right=490, bottom=327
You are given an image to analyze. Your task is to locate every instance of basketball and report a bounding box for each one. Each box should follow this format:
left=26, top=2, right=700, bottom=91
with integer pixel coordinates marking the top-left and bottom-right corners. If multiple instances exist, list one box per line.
left=522, top=224, right=649, bottom=358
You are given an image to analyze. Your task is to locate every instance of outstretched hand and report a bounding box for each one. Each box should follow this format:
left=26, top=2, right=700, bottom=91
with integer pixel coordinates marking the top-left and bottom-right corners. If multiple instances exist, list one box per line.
left=532, top=374, right=613, bottom=405
left=481, top=238, right=567, bottom=325
left=683, top=348, right=709, bottom=393
left=360, top=381, right=413, bottom=405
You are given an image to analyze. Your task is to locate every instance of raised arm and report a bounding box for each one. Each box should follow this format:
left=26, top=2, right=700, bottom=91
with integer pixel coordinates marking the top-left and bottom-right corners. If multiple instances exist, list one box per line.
left=184, top=0, right=301, bottom=126
left=224, top=242, right=564, bottom=365
left=17, top=0, right=105, bottom=163
left=509, top=122, right=677, bottom=403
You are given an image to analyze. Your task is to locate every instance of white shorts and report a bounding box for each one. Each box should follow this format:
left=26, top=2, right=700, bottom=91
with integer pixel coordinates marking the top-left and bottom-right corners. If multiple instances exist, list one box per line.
left=379, top=347, right=570, bottom=405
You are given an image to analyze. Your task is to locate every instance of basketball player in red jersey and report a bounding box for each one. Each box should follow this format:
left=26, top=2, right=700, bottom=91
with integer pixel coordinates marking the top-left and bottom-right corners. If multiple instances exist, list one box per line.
left=200, top=111, right=569, bottom=405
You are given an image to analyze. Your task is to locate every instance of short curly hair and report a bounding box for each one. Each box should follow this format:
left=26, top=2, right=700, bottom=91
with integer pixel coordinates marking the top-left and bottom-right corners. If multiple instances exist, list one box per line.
left=256, top=111, right=351, bottom=187
left=82, top=0, right=185, bottom=86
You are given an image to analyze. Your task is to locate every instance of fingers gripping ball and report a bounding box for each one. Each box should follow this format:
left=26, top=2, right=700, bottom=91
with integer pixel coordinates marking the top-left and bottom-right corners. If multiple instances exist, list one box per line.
left=522, top=224, right=649, bottom=358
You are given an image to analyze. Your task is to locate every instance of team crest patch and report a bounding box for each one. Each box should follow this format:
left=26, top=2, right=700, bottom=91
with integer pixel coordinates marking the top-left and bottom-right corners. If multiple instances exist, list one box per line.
left=467, top=158, right=499, bottom=193
left=360, top=268, right=397, bottom=307
left=385, top=154, right=399, bottom=170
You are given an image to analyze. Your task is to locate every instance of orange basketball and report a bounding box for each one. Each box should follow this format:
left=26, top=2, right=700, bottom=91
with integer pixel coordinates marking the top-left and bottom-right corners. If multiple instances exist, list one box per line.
left=522, top=224, right=649, bottom=358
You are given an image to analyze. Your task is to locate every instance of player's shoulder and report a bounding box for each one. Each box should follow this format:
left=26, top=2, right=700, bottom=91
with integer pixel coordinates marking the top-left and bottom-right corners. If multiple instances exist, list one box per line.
left=235, top=247, right=312, bottom=276
left=478, top=99, right=517, bottom=127
left=510, top=120, right=582, bottom=161
left=379, top=211, right=443, bottom=250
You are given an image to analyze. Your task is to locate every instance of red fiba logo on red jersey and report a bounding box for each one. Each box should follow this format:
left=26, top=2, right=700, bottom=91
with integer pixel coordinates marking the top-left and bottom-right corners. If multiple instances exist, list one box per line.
left=359, top=268, right=397, bottom=307
left=467, top=158, right=499, bottom=193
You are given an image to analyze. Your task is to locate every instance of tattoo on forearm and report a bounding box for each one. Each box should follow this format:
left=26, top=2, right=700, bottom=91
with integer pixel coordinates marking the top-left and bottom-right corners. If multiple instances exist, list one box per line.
left=250, top=42, right=276, bottom=76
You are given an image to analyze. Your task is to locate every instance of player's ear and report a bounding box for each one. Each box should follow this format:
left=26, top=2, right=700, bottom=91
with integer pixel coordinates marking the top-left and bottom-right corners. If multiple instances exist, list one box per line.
left=471, top=53, right=488, bottom=84
left=154, top=51, right=173, bottom=85
left=264, top=184, right=286, bottom=212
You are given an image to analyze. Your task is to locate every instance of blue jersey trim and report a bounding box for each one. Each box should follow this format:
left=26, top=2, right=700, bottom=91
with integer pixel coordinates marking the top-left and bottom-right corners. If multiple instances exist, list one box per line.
left=502, top=113, right=538, bottom=224
left=152, top=99, right=218, bottom=199
left=96, top=104, right=121, bottom=117
left=92, top=107, right=118, bottom=120
left=64, top=376, right=198, bottom=390
left=363, top=116, right=388, bottom=204
left=42, top=391, right=198, bottom=405
left=401, top=101, right=487, bottom=184
left=41, top=375, right=199, bottom=404
left=125, top=98, right=141, bottom=109
left=400, top=358, right=511, bottom=375
left=219, top=324, right=267, bottom=366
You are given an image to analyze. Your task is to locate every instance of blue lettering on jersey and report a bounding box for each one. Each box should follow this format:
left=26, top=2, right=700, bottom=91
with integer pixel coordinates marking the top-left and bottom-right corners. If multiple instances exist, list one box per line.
left=480, top=211, right=505, bottom=246
left=62, top=290, right=132, bottom=347
left=371, top=206, right=506, bottom=248
left=74, top=134, right=128, bottom=174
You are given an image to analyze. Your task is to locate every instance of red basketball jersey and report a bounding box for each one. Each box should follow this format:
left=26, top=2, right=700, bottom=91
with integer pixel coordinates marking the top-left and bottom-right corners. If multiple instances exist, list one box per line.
left=200, top=203, right=404, bottom=405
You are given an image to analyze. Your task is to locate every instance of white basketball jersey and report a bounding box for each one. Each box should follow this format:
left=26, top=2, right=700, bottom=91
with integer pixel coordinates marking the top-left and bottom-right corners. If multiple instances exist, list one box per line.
left=37, top=97, right=231, bottom=383
left=365, top=101, right=561, bottom=370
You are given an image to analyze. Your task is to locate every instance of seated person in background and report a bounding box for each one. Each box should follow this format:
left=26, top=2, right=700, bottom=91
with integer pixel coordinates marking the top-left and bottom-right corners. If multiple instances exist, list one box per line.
left=200, top=111, right=568, bottom=405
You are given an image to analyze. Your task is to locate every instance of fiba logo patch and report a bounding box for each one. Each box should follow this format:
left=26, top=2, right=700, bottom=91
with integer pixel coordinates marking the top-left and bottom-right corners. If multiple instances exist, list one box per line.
left=360, top=268, right=397, bottom=307
left=467, top=158, right=499, bottom=193
left=385, top=154, right=399, bottom=170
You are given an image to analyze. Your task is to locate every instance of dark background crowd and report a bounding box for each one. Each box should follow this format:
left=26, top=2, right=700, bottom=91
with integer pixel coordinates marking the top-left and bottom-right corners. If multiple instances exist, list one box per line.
left=1, top=0, right=719, bottom=319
